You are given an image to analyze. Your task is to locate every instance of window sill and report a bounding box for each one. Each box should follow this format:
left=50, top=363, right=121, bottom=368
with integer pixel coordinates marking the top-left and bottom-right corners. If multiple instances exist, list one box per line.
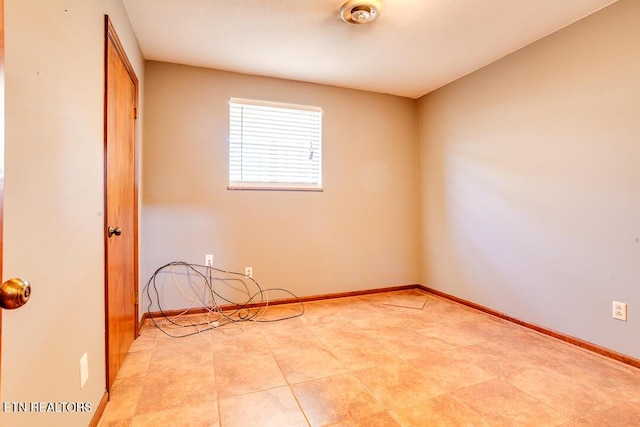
left=227, top=185, right=324, bottom=192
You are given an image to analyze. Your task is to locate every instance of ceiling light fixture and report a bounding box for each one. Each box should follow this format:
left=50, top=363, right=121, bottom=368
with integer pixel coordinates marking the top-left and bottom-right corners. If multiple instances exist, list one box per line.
left=340, top=0, right=381, bottom=25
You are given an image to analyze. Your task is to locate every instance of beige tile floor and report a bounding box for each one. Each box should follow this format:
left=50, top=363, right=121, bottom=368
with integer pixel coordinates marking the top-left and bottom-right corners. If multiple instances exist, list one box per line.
left=98, top=289, right=640, bottom=426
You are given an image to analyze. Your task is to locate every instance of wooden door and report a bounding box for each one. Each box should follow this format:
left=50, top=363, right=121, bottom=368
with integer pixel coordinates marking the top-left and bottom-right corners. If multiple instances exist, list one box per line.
left=104, top=16, right=139, bottom=391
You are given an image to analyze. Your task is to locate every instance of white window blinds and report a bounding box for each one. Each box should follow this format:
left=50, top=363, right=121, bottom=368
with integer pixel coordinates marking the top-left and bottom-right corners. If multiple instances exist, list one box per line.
left=229, top=98, right=322, bottom=190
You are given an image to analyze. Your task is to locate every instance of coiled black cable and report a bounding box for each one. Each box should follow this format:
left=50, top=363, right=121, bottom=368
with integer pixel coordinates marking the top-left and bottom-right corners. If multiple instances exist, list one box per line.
left=143, top=261, right=304, bottom=337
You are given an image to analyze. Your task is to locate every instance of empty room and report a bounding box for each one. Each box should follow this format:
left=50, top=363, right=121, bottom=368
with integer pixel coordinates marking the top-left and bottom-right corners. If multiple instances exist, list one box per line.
left=1, top=0, right=639, bottom=426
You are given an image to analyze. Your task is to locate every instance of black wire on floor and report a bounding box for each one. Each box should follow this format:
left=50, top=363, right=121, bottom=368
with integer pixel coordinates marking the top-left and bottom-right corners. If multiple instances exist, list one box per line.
left=143, top=261, right=305, bottom=338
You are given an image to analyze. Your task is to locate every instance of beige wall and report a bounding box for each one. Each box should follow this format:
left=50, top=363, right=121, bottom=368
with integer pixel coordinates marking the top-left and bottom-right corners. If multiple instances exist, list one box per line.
left=2, top=1, right=144, bottom=426
left=142, top=62, right=420, bottom=310
left=418, top=0, right=640, bottom=358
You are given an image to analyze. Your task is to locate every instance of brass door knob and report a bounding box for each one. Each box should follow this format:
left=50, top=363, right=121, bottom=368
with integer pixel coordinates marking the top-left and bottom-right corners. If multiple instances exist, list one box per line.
left=0, top=278, right=31, bottom=310
left=107, top=226, right=122, bottom=237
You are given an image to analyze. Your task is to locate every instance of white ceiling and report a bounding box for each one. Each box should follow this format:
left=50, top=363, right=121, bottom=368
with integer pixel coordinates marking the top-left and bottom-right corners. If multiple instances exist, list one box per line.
left=123, top=0, right=618, bottom=99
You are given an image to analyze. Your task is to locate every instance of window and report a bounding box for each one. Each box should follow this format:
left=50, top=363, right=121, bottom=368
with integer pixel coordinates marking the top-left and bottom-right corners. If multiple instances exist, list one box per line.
left=228, top=98, right=322, bottom=191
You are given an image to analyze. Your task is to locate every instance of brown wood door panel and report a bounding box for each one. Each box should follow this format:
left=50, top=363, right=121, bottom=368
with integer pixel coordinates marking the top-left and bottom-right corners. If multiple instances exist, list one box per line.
left=105, top=16, right=138, bottom=391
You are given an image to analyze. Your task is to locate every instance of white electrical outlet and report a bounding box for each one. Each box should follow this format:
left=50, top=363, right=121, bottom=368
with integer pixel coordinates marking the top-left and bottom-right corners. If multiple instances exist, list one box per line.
left=612, top=301, right=627, bottom=321
left=205, top=254, right=214, bottom=267
left=245, top=266, right=253, bottom=278
left=80, top=353, right=89, bottom=389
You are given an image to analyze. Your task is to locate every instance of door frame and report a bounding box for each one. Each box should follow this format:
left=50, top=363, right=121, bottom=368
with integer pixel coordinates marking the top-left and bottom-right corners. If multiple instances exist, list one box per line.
left=103, top=15, right=139, bottom=391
